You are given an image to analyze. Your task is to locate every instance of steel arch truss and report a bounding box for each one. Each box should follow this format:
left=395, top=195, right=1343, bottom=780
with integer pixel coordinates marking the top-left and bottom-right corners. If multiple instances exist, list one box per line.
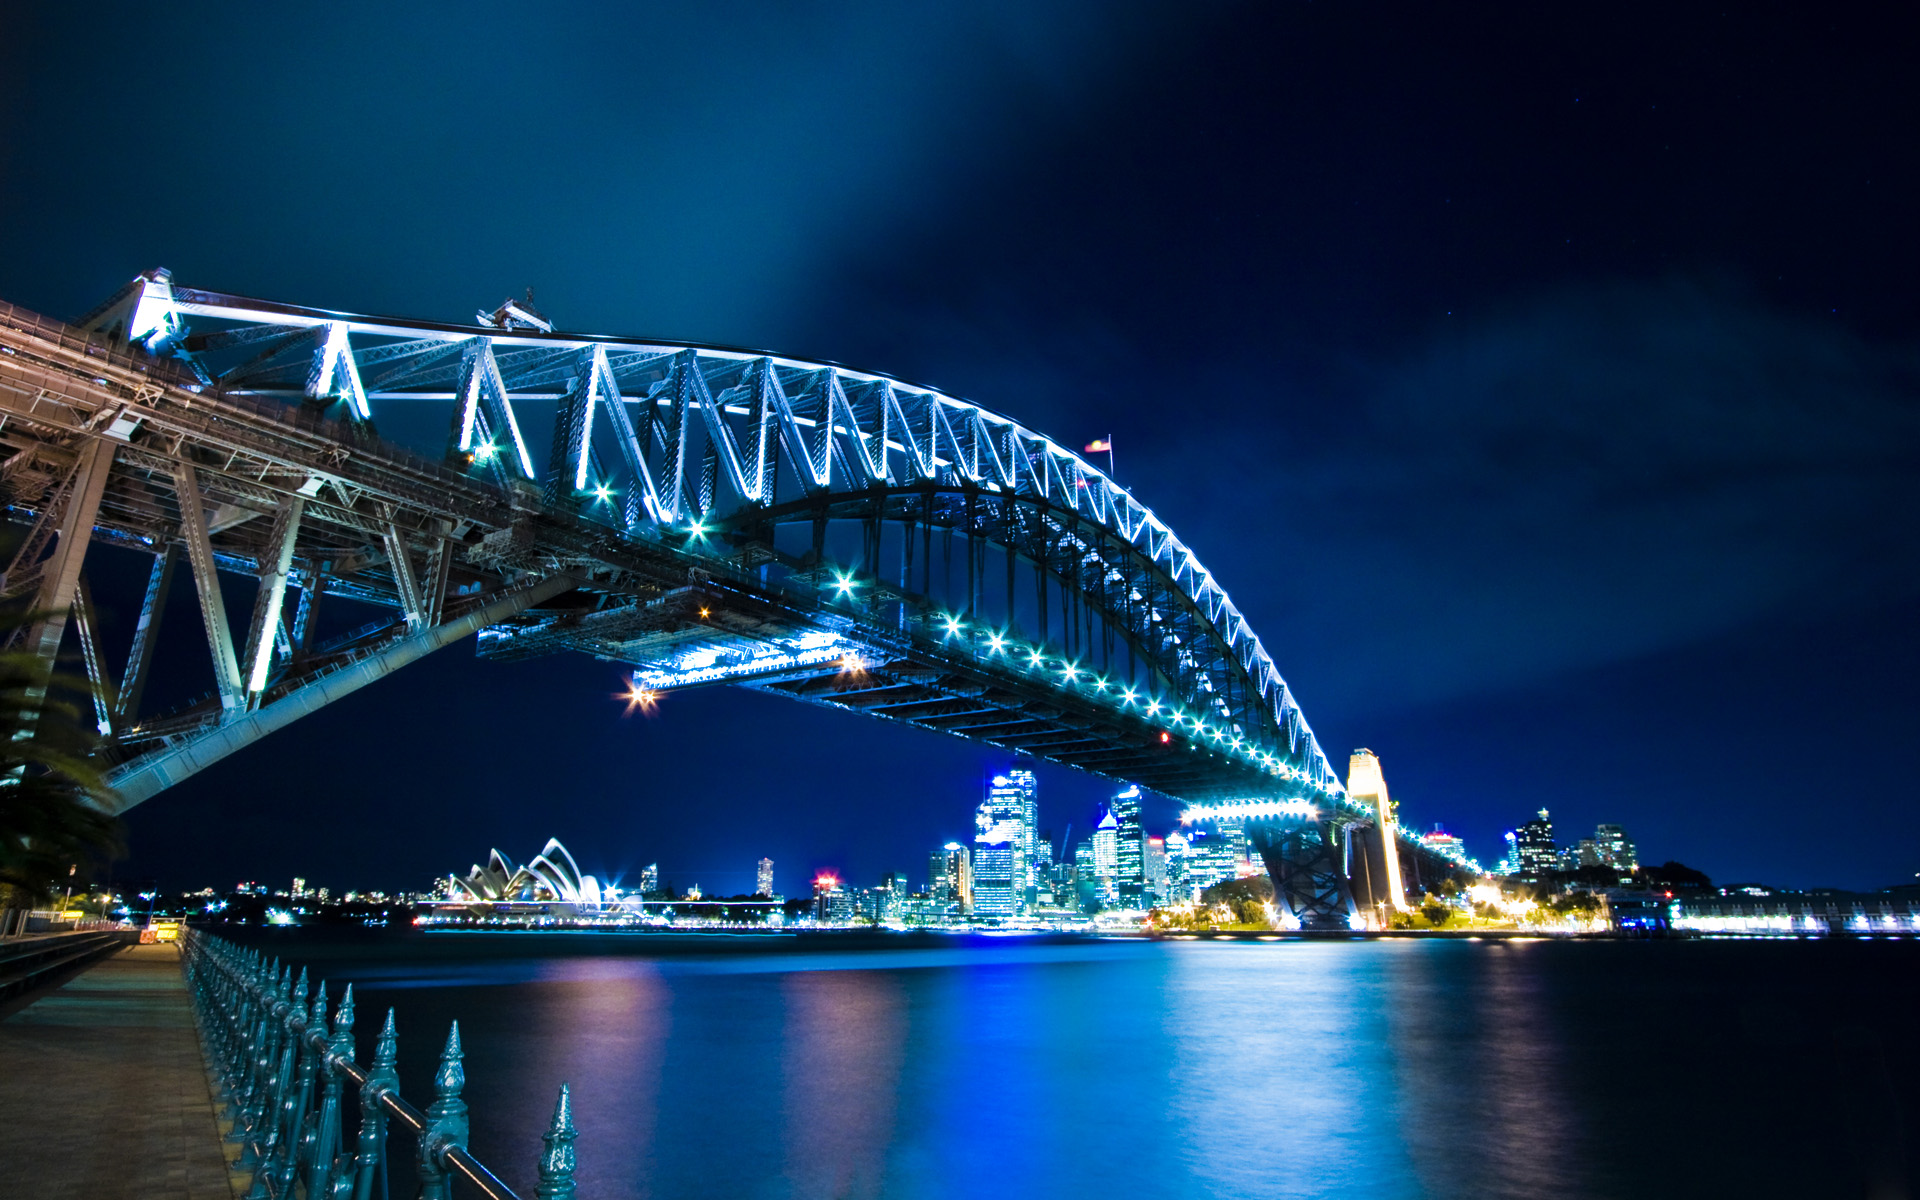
left=2, top=272, right=1352, bottom=818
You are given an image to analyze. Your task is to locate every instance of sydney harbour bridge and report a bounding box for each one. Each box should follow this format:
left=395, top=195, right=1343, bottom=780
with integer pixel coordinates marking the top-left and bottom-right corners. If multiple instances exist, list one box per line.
left=0, top=269, right=1446, bottom=927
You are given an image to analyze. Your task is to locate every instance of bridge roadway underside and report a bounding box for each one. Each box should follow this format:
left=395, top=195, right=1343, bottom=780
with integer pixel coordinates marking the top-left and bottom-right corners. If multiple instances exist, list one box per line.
left=475, top=572, right=1277, bottom=804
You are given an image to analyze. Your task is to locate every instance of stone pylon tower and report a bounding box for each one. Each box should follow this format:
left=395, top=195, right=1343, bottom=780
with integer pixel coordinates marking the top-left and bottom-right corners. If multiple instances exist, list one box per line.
left=1348, top=749, right=1408, bottom=914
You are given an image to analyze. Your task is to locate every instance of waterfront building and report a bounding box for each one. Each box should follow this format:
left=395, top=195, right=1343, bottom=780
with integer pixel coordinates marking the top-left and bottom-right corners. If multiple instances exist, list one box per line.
left=1092, top=808, right=1119, bottom=907
left=640, top=863, right=659, bottom=894
left=1163, top=829, right=1191, bottom=900
left=1111, top=786, right=1145, bottom=903
left=1514, top=810, right=1557, bottom=879
left=930, top=842, right=972, bottom=914
left=444, top=838, right=606, bottom=909
left=812, top=874, right=851, bottom=923
left=1595, top=824, right=1638, bottom=872
left=756, top=857, right=774, bottom=898
left=1031, top=838, right=1054, bottom=904
left=980, top=770, right=1037, bottom=911
left=291, top=877, right=307, bottom=899
left=973, top=844, right=1017, bottom=918
left=1496, top=832, right=1520, bottom=876
left=1417, top=824, right=1482, bottom=873
left=1145, top=836, right=1168, bottom=905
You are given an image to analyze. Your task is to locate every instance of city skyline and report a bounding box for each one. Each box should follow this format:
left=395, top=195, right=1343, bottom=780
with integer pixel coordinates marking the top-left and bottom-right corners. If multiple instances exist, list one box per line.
left=4, top=5, right=1915, bottom=896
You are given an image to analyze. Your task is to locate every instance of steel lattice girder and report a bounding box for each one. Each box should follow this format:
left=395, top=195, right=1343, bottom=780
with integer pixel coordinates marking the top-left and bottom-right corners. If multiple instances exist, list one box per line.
left=1, top=274, right=1355, bottom=818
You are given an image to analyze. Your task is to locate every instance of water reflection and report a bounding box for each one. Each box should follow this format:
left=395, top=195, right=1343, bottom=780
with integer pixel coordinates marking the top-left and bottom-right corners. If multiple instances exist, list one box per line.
left=277, top=934, right=1915, bottom=1200
left=1381, top=942, right=1589, bottom=1199
left=781, top=971, right=907, bottom=1199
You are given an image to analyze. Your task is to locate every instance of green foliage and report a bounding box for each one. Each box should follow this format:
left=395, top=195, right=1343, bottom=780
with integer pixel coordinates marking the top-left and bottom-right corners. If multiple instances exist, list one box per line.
left=0, top=608, right=121, bottom=904
left=1201, top=875, right=1277, bottom=928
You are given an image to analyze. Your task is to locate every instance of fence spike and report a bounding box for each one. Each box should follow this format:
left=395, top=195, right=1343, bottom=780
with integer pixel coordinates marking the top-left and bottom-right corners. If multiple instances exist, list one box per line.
left=374, top=1009, right=398, bottom=1071
left=434, top=1021, right=465, bottom=1102
left=333, top=984, right=356, bottom=1048
left=536, top=1082, right=577, bottom=1200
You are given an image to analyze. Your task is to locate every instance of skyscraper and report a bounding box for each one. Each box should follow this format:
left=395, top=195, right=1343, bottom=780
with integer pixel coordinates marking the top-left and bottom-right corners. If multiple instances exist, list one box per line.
left=1110, top=785, right=1145, bottom=904
left=1514, top=810, right=1557, bottom=879
left=756, top=857, right=774, bottom=898
left=972, top=844, right=1016, bottom=918
left=1145, top=836, right=1168, bottom=905
left=930, top=842, right=972, bottom=913
left=1595, top=824, right=1638, bottom=872
left=981, top=770, right=1037, bottom=908
left=1092, top=807, right=1119, bottom=907
left=640, top=863, right=659, bottom=895
left=813, top=873, right=850, bottom=923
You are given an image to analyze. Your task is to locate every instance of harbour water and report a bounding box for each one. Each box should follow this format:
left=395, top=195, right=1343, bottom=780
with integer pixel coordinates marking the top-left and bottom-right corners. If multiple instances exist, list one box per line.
left=232, top=931, right=1917, bottom=1199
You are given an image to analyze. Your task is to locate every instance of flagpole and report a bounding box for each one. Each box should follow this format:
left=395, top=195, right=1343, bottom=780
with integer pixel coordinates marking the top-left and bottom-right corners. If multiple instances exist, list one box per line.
left=1107, top=434, right=1114, bottom=476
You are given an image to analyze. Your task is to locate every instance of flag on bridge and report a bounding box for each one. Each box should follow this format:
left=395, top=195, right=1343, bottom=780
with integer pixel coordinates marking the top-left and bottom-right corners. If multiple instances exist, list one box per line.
left=1084, top=438, right=1111, bottom=454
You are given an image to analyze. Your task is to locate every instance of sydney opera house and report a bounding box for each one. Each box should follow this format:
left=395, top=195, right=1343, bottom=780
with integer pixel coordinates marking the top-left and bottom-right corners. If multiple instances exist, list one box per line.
left=440, top=838, right=622, bottom=915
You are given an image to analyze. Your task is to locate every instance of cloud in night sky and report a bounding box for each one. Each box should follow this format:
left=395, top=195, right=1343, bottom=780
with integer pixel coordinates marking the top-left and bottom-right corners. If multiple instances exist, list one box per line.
left=1236, top=280, right=1920, bottom=716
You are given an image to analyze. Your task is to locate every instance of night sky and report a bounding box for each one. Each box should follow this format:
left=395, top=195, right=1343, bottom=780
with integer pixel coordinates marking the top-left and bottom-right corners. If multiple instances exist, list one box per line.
left=2, top=4, right=1915, bottom=896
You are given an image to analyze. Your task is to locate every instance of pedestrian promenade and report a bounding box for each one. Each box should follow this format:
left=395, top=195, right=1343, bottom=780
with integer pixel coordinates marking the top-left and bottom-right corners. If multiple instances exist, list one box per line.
left=0, top=942, right=241, bottom=1199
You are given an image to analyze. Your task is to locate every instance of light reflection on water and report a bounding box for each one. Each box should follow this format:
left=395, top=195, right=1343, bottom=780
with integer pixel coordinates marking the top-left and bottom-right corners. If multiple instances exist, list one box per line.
left=274, top=935, right=1915, bottom=1200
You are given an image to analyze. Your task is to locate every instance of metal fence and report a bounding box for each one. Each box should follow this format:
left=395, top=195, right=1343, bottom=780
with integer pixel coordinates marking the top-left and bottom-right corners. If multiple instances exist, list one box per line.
left=184, top=930, right=577, bottom=1199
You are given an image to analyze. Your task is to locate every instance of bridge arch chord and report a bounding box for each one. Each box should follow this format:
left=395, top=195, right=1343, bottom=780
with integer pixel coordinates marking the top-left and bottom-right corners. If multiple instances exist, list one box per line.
left=108, top=276, right=1351, bottom=813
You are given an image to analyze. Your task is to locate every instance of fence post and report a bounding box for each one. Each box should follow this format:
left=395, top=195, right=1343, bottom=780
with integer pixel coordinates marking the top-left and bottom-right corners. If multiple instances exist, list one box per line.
left=536, top=1083, right=577, bottom=1200
left=351, top=1010, right=399, bottom=1200
left=417, top=1022, right=470, bottom=1200
left=309, top=983, right=353, bottom=1200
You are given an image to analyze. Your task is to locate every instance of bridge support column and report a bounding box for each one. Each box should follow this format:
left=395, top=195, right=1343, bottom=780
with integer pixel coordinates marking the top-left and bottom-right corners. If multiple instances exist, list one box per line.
left=116, top=544, right=177, bottom=724
left=70, top=573, right=115, bottom=735
left=383, top=522, right=425, bottom=633
left=1249, top=819, right=1357, bottom=931
left=22, top=438, right=114, bottom=673
left=172, top=461, right=247, bottom=715
left=239, top=497, right=303, bottom=698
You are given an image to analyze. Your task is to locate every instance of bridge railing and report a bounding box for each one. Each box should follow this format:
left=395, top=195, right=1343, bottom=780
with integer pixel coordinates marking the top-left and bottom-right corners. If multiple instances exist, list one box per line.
left=183, top=930, right=577, bottom=1200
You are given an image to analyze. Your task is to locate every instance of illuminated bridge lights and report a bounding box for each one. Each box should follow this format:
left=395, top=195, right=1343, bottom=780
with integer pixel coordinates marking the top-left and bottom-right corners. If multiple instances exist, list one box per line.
left=1180, top=798, right=1320, bottom=824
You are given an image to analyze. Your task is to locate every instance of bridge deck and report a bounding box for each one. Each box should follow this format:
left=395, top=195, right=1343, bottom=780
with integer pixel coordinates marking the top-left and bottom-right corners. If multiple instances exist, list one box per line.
left=0, top=943, right=239, bottom=1199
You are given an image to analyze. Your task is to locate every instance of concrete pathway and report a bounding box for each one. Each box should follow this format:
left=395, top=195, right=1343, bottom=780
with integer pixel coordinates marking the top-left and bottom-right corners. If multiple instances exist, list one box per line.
left=0, top=942, right=241, bottom=1199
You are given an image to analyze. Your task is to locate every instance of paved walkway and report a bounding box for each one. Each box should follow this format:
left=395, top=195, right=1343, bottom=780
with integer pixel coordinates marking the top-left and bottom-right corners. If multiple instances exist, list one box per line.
left=0, top=942, right=241, bottom=1199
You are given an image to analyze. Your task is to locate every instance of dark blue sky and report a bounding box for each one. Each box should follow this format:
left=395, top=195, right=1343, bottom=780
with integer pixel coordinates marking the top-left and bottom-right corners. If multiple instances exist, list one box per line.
left=3, top=3, right=1915, bottom=894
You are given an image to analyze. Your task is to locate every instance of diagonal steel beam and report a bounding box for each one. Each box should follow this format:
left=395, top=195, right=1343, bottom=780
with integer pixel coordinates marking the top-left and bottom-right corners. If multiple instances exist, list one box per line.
left=239, top=497, right=304, bottom=698
left=172, top=460, right=246, bottom=715
left=70, top=572, right=115, bottom=735
left=23, top=438, right=115, bottom=671
left=116, top=544, right=177, bottom=723
left=103, top=572, right=579, bottom=811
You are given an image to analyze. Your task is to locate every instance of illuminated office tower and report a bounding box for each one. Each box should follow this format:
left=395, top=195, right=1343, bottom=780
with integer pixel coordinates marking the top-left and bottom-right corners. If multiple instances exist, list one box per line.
left=973, top=844, right=1016, bottom=918
left=1180, top=828, right=1238, bottom=897
left=291, top=877, right=307, bottom=899
left=1145, top=836, right=1168, bottom=905
left=1595, top=824, right=1638, bottom=872
left=1514, top=810, right=1557, bottom=879
left=1092, top=808, right=1119, bottom=907
left=756, top=857, right=774, bottom=898
left=1163, top=830, right=1191, bottom=900
left=812, top=873, right=849, bottom=923
left=982, top=770, right=1037, bottom=908
left=930, top=842, right=972, bottom=914
left=1031, top=838, right=1055, bottom=905
left=1111, top=785, right=1145, bottom=904
left=640, top=863, right=660, bottom=895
